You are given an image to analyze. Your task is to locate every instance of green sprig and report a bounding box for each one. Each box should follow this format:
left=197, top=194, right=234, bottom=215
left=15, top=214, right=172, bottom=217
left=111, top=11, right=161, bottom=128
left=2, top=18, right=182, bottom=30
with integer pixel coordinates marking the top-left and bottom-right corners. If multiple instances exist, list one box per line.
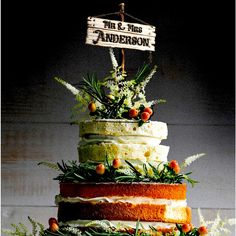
left=45, top=158, right=198, bottom=186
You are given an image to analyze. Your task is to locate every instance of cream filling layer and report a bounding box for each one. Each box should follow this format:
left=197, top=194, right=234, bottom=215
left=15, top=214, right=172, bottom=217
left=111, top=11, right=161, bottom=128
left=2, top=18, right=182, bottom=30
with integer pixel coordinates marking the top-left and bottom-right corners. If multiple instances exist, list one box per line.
left=60, top=219, right=176, bottom=230
left=79, top=135, right=163, bottom=145
left=56, top=195, right=186, bottom=207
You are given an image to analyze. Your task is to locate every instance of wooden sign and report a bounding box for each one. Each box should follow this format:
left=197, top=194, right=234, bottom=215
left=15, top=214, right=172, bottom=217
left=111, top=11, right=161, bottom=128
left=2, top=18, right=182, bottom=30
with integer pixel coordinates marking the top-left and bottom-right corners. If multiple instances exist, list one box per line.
left=86, top=17, right=156, bottom=51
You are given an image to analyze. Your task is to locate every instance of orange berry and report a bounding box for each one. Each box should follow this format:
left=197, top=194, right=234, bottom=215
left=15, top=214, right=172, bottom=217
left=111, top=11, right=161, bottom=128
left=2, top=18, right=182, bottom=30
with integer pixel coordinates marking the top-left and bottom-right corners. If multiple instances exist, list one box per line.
left=129, top=108, right=139, bottom=118
left=48, top=217, right=58, bottom=226
left=143, top=107, right=153, bottom=116
left=182, top=223, right=191, bottom=233
left=96, top=163, right=105, bottom=175
left=174, top=165, right=180, bottom=174
left=50, top=222, right=59, bottom=232
left=198, top=226, right=208, bottom=235
left=140, top=112, right=150, bottom=122
left=88, top=102, right=96, bottom=112
left=113, top=158, right=121, bottom=169
left=169, top=160, right=181, bottom=174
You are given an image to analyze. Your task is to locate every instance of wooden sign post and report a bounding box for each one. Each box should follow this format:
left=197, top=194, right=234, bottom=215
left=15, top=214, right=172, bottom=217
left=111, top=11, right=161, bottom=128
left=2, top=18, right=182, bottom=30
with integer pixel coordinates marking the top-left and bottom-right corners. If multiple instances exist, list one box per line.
left=86, top=17, right=156, bottom=51
left=119, top=3, right=125, bottom=73
left=86, top=3, right=156, bottom=72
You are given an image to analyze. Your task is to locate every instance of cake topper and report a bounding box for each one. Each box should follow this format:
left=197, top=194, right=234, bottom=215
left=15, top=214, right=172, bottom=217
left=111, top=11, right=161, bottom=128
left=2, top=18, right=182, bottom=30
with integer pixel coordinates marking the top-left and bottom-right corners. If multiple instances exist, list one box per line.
left=86, top=3, right=156, bottom=73
left=86, top=5, right=156, bottom=52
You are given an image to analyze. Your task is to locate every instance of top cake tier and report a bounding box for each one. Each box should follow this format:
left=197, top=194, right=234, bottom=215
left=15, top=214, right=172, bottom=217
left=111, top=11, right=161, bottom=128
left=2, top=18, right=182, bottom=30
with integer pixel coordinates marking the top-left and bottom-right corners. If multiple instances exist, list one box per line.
left=79, top=119, right=168, bottom=139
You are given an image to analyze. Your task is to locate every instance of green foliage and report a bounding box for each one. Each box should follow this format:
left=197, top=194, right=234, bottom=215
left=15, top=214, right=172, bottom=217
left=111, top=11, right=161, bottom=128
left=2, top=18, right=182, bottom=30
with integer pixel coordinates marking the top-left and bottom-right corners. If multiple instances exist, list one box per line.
left=133, top=63, right=152, bottom=84
left=2, top=217, right=45, bottom=236
left=54, top=49, right=165, bottom=125
left=77, top=74, right=106, bottom=105
left=38, top=162, right=60, bottom=171
left=48, top=158, right=198, bottom=186
left=3, top=215, right=235, bottom=236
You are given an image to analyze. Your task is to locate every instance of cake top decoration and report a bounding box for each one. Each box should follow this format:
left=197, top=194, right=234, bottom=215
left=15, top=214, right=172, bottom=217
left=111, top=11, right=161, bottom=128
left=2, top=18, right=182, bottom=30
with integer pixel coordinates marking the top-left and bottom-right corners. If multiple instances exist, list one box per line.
left=55, top=48, right=165, bottom=126
left=54, top=3, right=165, bottom=126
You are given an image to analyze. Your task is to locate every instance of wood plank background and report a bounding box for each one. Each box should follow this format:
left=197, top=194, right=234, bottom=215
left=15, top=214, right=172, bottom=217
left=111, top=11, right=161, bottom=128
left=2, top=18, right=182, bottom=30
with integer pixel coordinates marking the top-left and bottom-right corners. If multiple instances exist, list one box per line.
left=2, top=0, right=235, bottom=235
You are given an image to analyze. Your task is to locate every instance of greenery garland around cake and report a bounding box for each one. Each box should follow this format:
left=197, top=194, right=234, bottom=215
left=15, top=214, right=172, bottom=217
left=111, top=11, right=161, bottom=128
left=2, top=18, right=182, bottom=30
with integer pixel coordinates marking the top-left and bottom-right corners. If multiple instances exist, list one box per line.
left=54, top=48, right=165, bottom=126
left=39, top=153, right=205, bottom=186
left=3, top=209, right=235, bottom=236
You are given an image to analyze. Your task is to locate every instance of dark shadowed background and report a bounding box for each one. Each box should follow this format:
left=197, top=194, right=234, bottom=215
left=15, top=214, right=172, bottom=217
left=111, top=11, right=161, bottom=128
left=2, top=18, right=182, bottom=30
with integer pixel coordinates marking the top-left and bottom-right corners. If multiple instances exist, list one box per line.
left=2, top=0, right=235, bottom=233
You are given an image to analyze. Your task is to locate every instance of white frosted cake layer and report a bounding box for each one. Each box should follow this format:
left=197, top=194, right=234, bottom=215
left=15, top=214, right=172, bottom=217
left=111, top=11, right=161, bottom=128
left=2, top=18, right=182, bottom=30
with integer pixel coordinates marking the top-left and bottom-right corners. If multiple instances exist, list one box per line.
left=79, top=119, right=168, bottom=139
left=78, top=119, right=169, bottom=165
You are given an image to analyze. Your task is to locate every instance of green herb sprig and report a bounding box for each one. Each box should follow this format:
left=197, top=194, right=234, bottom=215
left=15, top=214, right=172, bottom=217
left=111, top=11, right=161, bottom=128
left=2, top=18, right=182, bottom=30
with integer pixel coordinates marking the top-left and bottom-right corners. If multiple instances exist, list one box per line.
left=39, top=158, right=198, bottom=186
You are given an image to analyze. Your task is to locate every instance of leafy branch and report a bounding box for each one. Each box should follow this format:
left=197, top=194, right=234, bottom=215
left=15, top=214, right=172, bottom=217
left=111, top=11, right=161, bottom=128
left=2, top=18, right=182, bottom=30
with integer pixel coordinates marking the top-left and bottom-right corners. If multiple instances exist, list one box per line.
left=133, top=63, right=152, bottom=84
left=40, top=158, right=198, bottom=186
left=2, top=217, right=45, bottom=236
left=77, top=74, right=107, bottom=105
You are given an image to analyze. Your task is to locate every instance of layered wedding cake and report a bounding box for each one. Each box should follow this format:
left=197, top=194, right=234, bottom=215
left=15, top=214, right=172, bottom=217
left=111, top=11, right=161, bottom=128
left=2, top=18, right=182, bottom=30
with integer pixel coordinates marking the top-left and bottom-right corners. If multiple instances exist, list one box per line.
left=56, top=120, right=191, bottom=228
left=42, top=35, right=209, bottom=233
left=4, top=4, right=217, bottom=236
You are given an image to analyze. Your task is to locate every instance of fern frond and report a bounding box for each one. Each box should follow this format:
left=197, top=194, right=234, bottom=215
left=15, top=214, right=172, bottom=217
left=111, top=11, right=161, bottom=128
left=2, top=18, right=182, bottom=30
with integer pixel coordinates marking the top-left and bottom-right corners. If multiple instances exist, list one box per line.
left=37, top=222, right=45, bottom=236
left=38, top=162, right=60, bottom=171
left=109, top=48, right=118, bottom=69
left=140, top=65, right=157, bottom=88
left=181, top=153, right=206, bottom=169
left=198, top=208, right=206, bottom=226
left=28, top=216, right=37, bottom=236
left=1, top=228, right=15, bottom=235
left=18, top=223, right=28, bottom=235
left=54, top=77, right=79, bottom=95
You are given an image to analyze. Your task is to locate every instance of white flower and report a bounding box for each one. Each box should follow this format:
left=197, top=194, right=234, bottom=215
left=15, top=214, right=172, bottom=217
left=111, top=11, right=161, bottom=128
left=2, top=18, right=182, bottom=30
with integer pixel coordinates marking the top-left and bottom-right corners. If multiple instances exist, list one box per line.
left=198, top=208, right=236, bottom=236
left=198, top=208, right=206, bottom=225
left=181, top=153, right=206, bottom=168
left=140, top=65, right=157, bottom=90
left=54, top=77, right=79, bottom=95
left=109, top=48, right=118, bottom=69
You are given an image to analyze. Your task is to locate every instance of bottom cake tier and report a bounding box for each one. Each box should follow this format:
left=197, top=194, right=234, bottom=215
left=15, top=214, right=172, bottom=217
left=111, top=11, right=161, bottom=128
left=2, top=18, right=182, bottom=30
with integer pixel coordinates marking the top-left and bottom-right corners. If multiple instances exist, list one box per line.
left=56, top=182, right=191, bottom=224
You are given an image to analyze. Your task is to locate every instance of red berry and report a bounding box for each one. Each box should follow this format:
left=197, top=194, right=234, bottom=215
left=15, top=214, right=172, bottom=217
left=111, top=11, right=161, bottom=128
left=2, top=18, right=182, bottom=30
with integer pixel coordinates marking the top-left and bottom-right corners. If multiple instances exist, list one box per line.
left=50, top=222, right=59, bottom=232
left=182, top=223, right=191, bottom=233
left=140, top=112, right=150, bottom=122
left=88, top=102, right=96, bottom=112
left=169, top=160, right=181, bottom=174
left=96, top=163, right=105, bottom=175
left=198, top=226, right=208, bottom=235
left=113, top=158, right=121, bottom=169
left=48, top=217, right=58, bottom=226
left=143, top=107, right=153, bottom=116
left=129, top=108, right=139, bottom=118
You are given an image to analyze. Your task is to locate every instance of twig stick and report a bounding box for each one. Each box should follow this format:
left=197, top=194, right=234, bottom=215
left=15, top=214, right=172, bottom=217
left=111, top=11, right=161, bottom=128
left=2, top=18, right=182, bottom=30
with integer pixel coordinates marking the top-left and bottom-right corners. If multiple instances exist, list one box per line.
left=119, top=3, right=125, bottom=73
